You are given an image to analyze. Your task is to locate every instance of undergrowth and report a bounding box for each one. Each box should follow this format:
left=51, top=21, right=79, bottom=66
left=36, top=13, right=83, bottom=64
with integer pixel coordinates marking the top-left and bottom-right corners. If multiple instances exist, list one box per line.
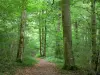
left=18, top=56, right=38, bottom=67
left=45, top=57, right=64, bottom=68
left=0, top=56, right=38, bottom=75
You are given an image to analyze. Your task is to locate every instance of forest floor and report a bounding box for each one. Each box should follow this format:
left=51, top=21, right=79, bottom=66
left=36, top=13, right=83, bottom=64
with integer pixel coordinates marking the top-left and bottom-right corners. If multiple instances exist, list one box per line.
left=15, top=58, right=82, bottom=75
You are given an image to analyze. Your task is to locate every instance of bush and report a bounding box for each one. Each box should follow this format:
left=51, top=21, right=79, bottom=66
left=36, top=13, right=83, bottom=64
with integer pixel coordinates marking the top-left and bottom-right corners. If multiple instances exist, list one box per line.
left=22, top=56, right=38, bottom=66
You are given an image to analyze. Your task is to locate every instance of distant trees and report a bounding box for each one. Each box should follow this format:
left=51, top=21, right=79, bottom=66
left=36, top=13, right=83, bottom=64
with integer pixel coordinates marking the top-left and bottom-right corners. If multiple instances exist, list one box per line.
left=39, top=10, right=47, bottom=57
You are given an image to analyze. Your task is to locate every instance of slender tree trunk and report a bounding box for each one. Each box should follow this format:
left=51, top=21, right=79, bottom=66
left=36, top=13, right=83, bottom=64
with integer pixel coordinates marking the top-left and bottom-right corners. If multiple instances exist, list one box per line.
left=96, top=16, right=100, bottom=72
left=75, top=21, right=78, bottom=41
left=42, top=26, right=44, bottom=56
left=74, top=21, right=78, bottom=52
left=39, top=10, right=47, bottom=57
left=39, top=23, right=42, bottom=56
left=39, top=12, right=42, bottom=56
left=16, top=0, right=26, bottom=62
left=98, top=24, right=100, bottom=73
left=62, top=0, right=75, bottom=69
left=43, top=19, right=46, bottom=57
left=96, top=29, right=100, bottom=72
left=91, top=0, right=97, bottom=72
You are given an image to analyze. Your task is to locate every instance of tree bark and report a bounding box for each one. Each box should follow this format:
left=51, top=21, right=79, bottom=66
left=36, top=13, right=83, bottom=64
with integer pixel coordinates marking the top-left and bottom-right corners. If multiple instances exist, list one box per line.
left=91, top=0, right=97, bottom=72
left=97, top=29, right=100, bottom=72
left=96, top=17, right=100, bottom=73
left=39, top=12, right=42, bottom=56
left=39, top=10, right=47, bottom=57
left=62, top=0, right=75, bottom=69
left=41, top=25, right=45, bottom=56
left=74, top=21, right=78, bottom=52
left=39, top=22, right=42, bottom=56
left=16, top=0, right=26, bottom=62
left=43, top=19, right=46, bottom=57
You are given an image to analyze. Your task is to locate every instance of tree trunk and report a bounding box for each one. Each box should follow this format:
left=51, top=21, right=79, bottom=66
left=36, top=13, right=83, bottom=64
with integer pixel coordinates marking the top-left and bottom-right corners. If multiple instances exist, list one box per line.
left=39, top=12, right=42, bottom=56
left=43, top=19, right=46, bottom=57
left=16, top=0, right=26, bottom=62
left=62, top=0, right=75, bottom=69
left=74, top=21, right=78, bottom=52
left=96, top=16, right=100, bottom=73
left=39, top=23, right=42, bottom=56
left=91, top=0, right=97, bottom=72
left=41, top=26, right=45, bottom=56
left=39, top=10, right=47, bottom=57
left=96, top=29, right=100, bottom=72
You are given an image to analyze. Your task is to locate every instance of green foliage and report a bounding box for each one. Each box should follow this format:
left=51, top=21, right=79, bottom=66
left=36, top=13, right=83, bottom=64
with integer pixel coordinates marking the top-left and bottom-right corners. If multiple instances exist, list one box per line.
left=0, top=0, right=100, bottom=74
left=22, top=56, right=38, bottom=66
left=35, top=51, right=42, bottom=57
left=45, top=57, right=64, bottom=68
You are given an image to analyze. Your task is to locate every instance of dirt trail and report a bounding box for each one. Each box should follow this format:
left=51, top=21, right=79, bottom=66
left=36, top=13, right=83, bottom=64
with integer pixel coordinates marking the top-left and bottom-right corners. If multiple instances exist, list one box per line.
left=15, top=58, right=80, bottom=75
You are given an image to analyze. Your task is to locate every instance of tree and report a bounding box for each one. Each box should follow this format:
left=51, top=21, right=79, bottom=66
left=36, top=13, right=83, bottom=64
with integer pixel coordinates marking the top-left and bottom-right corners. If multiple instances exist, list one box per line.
left=16, top=0, right=27, bottom=62
left=62, top=0, right=75, bottom=69
left=96, top=8, right=100, bottom=73
left=91, top=0, right=97, bottom=71
left=39, top=10, right=47, bottom=57
left=43, top=19, right=47, bottom=56
left=96, top=26, right=100, bottom=73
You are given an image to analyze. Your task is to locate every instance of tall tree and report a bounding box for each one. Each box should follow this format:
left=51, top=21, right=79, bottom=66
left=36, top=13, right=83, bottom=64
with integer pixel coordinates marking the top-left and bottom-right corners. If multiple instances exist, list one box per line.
left=39, top=12, right=42, bottom=56
left=96, top=12, right=100, bottom=73
left=39, top=10, right=47, bottom=57
left=96, top=27, right=100, bottom=73
left=62, top=0, right=75, bottom=69
left=43, top=19, right=47, bottom=56
left=16, top=0, right=27, bottom=62
left=91, top=0, right=97, bottom=72
left=74, top=21, right=79, bottom=52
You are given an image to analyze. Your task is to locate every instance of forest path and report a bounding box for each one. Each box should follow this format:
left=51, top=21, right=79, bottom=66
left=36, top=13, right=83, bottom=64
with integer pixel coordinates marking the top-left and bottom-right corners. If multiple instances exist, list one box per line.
left=15, top=58, right=80, bottom=75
